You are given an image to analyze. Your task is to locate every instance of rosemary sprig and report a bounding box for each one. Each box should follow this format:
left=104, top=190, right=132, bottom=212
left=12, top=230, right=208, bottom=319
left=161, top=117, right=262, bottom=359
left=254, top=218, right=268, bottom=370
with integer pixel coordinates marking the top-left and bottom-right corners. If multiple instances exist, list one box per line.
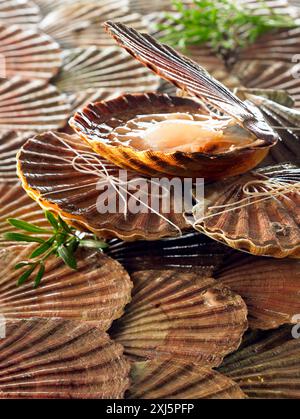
left=3, top=211, right=108, bottom=288
left=158, top=0, right=296, bottom=55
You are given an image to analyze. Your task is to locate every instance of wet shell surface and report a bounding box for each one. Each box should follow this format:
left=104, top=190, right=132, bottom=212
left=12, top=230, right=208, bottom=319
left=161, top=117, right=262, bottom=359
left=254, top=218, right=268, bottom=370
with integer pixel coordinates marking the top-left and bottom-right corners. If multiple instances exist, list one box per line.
left=71, top=93, right=271, bottom=180
left=0, top=23, right=62, bottom=81
left=54, top=47, right=159, bottom=96
left=0, top=245, right=132, bottom=326
left=0, top=182, right=49, bottom=248
left=39, top=0, right=146, bottom=49
left=0, top=0, right=41, bottom=28
left=0, top=318, right=130, bottom=399
left=219, top=326, right=300, bottom=399
left=193, top=164, right=300, bottom=258
left=215, top=253, right=300, bottom=330
left=0, top=131, right=35, bottom=183
left=128, top=360, right=246, bottom=399
left=111, top=269, right=248, bottom=366
left=108, top=232, right=231, bottom=277
left=0, top=77, right=70, bottom=131
left=17, top=131, right=190, bottom=241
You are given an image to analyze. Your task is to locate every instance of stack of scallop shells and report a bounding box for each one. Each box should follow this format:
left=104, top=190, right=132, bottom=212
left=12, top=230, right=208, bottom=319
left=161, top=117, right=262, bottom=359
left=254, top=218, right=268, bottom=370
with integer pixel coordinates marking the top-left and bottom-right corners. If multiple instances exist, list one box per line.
left=0, top=0, right=300, bottom=399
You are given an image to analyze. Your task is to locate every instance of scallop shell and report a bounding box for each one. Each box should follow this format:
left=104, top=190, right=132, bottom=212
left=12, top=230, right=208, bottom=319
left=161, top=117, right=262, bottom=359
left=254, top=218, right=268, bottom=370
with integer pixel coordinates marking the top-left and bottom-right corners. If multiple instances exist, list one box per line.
left=54, top=47, right=159, bottom=96
left=71, top=93, right=272, bottom=180
left=244, top=93, right=300, bottom=166
left=0, top=77, right=70, bottom=132
left=128, top=360, right=246, bottom=399
left=0, top=182, right=49, bottom=248
left=219, top=325, right=300, bottom=398
left=111, top=269, right=248, bottom=366
left=107, top=232, right=231, bottom=277
left=0, top=131, right=35, bottom=183
left=0, top=23, right=62, bottom=81
left=0, top=245, right=132, bottom=326
left=39, top=0, right=146, bottom=49
left=17, top=131, right=190, bottom=241
left=0, top=318, right=130, bottom=399
left=0, top=0, right=41, bottom=29
left=193, top=164, right=300, bottom=258
left=215, top=253, right=300, bottom=330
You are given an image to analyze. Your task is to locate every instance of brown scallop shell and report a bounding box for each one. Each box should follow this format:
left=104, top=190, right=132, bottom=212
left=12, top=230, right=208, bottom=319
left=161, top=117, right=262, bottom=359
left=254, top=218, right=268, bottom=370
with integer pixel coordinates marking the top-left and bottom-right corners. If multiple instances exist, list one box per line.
left=0, top=182, right=50, bottom=248
left=127, top=360, right=246, bottom=399
left=108, top=232, right=231, bottom=277
left=215, top=253, right=300, bottom=330
left=0, top=318, right=130, bottom=399
left=17, top=131, right=190, bottom=241
left=111, top=269, right=248, bottom=366
left=0, top=245, right=132, bottom=326
left=54, top=47, right=159, bottom=96
left=71, top=93, right=271, bottom=180
left=0, top=23, right=62, bottom=81
left=39, top=0, right=147, bottom=49
left=193, top=164, right=300, bottom=258
left=0, top=0, right=41, bottom=29
left=243, top=92, right=300, bottom=166
left=0, top=131, right=35, bottom=183
left=0, top=77, right=70, bottom=132
left=219, top=325, right=300, bottom=398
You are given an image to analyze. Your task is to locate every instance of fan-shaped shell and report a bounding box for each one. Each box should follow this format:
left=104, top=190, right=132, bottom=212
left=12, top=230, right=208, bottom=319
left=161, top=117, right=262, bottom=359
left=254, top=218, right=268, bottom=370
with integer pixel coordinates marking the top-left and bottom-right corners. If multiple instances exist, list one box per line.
left=193, top=164, right=300, bottom=258
left=0, top=245, right=132, bottom=326
left=17, top=131, right=190, bottom=241
left=0, top=0, right=41, bottom=28
left=54, top=47, right=159, bottom=96
left=0, top=23, right=62, bottom=81
left=0, top=77, right=70, bottom=131
left=0, top=131, right=35, bottom=183
left=111, top=269, right=248, bottom=366
left=39, top=0, right=146, bottom=49
left=219, top=326, right=300, bottom=398
left=128, top=360, right=246, bottom=399
left=0, top=318, right=130, bottom=399
left=0, top=182, right=49, bottom=248
left=108, top=232, right=231, bottom=277
left=215, top=253, right=300, bottom=330
left=71, top=93, right=271, bottom=180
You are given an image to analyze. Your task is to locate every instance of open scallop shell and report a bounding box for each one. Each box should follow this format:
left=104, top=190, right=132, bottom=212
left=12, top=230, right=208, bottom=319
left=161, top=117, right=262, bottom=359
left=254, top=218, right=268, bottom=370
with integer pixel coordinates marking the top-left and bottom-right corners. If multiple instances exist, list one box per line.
left=0, top=318, right=130, bottom=399
left=0, top=23, right=62, bottom=81
left=193, top=164, right=300, bottom=258
left=54, top=47, right=159, bottom=96
left=0, top=131, right=35, bottom=183
left=0, top=245, right=132, bottom=326
left=219, top=325, right=300, bottom=398
left=0, top=77, right=70, bottom=131
left=215, top=253, right=300, bottom=330
left=0, top=0, right=41, bottom=28
left=17, top=131, right=190, bottom=241
left=108, top=232, right=231, bottom=277
left=0, top=182, right=49, bottom=248
left=71, top=23, right=278, bottom=179
left=71, top=93, right=273, bottom=180
left=127, top=360, right=246, bottom=399
left=39, top=0, right=146, bottom=49
left=111, top=269, right=248, bottom=366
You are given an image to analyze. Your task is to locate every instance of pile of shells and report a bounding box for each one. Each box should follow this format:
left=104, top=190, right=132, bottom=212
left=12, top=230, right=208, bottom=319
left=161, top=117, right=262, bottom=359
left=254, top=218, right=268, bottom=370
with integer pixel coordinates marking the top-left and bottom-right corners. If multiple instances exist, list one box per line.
left=0, top=0, right=300, bottom=400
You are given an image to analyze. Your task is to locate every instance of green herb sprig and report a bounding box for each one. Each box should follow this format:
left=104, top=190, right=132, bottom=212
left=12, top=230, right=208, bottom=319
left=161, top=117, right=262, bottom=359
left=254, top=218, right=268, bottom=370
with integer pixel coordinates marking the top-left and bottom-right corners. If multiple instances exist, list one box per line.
left=3, top=211, right=108, bottom=288
left=158, top=0, right=296, bottom=55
